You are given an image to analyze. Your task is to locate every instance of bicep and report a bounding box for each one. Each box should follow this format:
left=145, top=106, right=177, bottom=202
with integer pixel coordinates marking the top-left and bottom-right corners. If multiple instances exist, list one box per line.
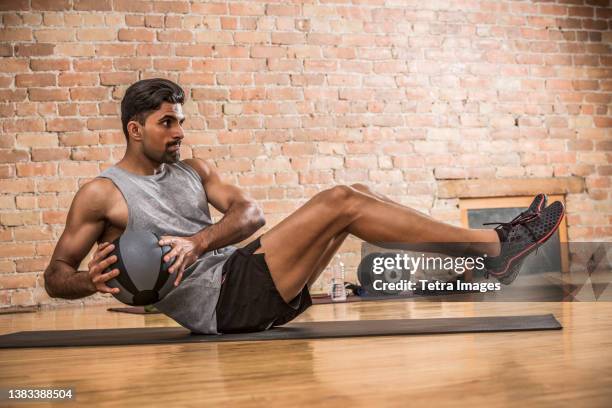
left=205, top=170, right=253, bottom=214
left=187, top=159, right=253, bottom=214
left=50, top=184, right=106, bottom=269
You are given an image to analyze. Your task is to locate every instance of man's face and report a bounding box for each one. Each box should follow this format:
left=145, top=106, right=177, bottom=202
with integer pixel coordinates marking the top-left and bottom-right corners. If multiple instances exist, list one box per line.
left=131, top=102, right=185, bottom=164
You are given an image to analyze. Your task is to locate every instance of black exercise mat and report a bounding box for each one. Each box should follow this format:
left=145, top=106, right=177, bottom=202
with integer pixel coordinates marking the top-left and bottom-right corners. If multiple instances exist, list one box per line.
left=107, top=306, right=161, bottom=314
left=0, top=314, right=561, bottom=349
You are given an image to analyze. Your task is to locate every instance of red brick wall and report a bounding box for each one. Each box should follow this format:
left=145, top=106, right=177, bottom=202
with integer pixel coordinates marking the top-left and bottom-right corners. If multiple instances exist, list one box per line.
left=0, top=0, right=610, bottom=308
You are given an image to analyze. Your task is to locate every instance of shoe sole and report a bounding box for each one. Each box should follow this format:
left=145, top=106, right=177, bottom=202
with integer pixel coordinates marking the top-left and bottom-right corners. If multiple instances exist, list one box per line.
left=489, top=201, right=565, bottom=279
left=498, top=262, right=521, bottom=285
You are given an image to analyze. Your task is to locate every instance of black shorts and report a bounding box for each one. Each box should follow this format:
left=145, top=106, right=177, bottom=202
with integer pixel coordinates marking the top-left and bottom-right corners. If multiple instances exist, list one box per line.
left=215, top=236, right=312, bottom=333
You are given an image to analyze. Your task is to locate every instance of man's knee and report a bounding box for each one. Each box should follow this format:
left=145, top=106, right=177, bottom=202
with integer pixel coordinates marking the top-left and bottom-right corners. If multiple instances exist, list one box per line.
left=325, top=185, right=356, bottom=201
left=350, top=183, right=370, bottom=193
left=317, top=185, right=361, bottom=214
left=303, top=185, right=368, bottom=227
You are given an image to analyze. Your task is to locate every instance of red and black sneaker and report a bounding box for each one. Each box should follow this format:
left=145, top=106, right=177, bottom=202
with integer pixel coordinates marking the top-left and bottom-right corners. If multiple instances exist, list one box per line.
left=484, top=199, right=564, bottom=285
left=527, top=193, right=547, bottom=214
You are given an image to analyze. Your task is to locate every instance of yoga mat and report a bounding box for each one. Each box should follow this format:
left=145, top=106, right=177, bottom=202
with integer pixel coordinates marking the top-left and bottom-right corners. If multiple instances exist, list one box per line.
left=0, top=314, right=561, bottom=349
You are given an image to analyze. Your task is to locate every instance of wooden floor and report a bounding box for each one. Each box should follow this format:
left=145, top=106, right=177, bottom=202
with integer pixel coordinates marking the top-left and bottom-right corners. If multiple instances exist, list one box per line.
left=1, top=300, right=611, bottom=407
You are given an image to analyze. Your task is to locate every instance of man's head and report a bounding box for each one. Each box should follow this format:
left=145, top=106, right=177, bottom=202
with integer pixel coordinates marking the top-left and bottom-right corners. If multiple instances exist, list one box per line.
left=121, top=78, right=186, bottom=164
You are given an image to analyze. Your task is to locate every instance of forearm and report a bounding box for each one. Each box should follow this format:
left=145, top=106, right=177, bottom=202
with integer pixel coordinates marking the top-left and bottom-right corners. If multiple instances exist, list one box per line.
left=195, top=202, right=265, bottom=253
left=44, top=261, right=96, bottom=299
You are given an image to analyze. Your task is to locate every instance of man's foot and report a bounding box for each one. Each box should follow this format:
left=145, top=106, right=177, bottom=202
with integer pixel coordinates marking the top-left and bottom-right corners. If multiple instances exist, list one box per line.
left=484, top=193, right=546, bottom=257
left=484, top=199, right=564, bottom=285
left=485, top=193, right=547, bottom=284
left=527, top=193, right=547, bottom=214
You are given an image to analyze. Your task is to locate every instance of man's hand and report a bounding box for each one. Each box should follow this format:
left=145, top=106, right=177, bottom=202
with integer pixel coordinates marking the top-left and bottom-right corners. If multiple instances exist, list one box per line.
left=158, top=235, right=203, bottom=286
left=87, top=242, right=121, bottom=295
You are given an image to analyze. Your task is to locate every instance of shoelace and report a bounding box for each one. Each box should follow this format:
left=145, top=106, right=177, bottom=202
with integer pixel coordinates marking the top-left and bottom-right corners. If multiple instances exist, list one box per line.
left=483, top=210, right=541, bottom=258
left=482, top=210, right=541, bottom=280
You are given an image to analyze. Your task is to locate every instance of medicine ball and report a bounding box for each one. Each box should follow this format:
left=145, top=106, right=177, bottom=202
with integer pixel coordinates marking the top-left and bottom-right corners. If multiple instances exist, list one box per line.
left=104, top=230, right=176, bottom=306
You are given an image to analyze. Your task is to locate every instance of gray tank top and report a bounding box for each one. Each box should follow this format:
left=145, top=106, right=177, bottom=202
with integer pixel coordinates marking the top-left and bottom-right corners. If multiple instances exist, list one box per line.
left=97, top=161, right=236, bottom=334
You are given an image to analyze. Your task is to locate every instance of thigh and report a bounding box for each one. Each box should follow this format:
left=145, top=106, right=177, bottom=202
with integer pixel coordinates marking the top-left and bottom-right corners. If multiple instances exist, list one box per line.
left=256, top=187, right=354, bottom=302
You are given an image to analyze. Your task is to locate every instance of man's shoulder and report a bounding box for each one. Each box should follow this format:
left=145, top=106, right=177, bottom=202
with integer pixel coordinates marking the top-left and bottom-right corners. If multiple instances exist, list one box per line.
left=73, top=178, right=117, bottom=215
left=83, top=177, right=116, bottom=195
left=181, top=158, right=212, bottom=179
left=181, top=158, right=206, bottom=169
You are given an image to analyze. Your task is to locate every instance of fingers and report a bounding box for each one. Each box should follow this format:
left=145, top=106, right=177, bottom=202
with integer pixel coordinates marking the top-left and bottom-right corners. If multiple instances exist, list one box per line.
left=94, top=254, right=117, bottom=274
left=90, top=242, right=115, bottom=267
left=86, top=242, right=120, bottom=295
left=165, top=249, right=178, bottom=264
left=97, top=241, right=111, bottom=250
left=92, top=268, right=121, bottom=294
left=165, top=246, right=182, bottom=266
left=171, top=251, right=186, bottom=280
left=174, top=268, right=184, bottom=286
left=98, top=285, right=120, bottom=295
left=96, top=242, right=114, bottom=257
left=96, top=267, right=119, bottom=283
left=87, top=250, right=118, bottom=294
left=169, top=250, right=186, bottom=274
left=158, top=236, right=175, bottom=247
left=173, top=253, right=196, bottom=286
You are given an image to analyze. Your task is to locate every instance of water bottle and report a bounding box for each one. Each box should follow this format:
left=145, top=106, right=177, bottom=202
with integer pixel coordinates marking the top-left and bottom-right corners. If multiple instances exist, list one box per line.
left=330, top=256, right=347, bottom=302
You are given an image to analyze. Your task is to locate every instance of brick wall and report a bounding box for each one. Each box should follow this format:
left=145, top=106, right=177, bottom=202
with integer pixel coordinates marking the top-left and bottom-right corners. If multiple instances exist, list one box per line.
left=0, top=0, right=610, bottom=308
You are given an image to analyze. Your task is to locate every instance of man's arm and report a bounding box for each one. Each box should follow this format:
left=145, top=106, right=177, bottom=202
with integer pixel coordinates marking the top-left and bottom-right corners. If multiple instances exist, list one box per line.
left=183, top=158, right=265, bottom=253
left=44, top=180, right=114, bottom=299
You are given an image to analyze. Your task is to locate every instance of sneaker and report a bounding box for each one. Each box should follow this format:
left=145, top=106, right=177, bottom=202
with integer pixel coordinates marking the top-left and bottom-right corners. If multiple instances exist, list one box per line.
left=483, top=192, right=547, bottom=275
left=527, top=193, right=547, bottom=214
left=484, top=200, right=565, bottom=285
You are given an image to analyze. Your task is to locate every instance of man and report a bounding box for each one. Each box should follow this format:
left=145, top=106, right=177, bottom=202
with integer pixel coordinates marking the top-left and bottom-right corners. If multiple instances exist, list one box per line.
left=44, top=79, right=565, bottom=334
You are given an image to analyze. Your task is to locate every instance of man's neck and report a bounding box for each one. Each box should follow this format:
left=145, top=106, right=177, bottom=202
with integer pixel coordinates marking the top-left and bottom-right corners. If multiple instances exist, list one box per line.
left=116, top=155, right=165, bottom=176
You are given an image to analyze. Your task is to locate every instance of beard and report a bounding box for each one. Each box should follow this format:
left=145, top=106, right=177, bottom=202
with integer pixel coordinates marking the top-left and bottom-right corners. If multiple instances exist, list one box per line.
left=163, top=140, right=181, bottom=163
left=162, top=149, right=180, bottom=163
left=142, top=142, right=180, bottom=164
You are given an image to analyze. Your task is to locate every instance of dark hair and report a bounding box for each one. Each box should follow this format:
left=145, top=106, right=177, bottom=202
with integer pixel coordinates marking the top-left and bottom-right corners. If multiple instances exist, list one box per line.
left=120, top=78, right=185, bottom=141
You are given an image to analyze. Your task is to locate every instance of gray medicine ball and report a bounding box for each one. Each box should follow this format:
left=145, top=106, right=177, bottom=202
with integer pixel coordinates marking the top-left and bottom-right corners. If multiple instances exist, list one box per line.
left=105, top=230, right=176, bottom=306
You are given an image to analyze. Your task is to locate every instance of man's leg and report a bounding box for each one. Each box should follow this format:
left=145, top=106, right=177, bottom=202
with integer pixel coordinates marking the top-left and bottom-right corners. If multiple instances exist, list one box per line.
left=304, top=183, right=423, bottom=288
left=254, top=184, right=500, bottom=303
left=305, top=231, right=348, bottom=288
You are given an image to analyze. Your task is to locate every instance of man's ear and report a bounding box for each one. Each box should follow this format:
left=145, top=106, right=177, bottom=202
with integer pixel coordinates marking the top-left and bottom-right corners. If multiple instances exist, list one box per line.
left=127, top=121, right=143, bottom=142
